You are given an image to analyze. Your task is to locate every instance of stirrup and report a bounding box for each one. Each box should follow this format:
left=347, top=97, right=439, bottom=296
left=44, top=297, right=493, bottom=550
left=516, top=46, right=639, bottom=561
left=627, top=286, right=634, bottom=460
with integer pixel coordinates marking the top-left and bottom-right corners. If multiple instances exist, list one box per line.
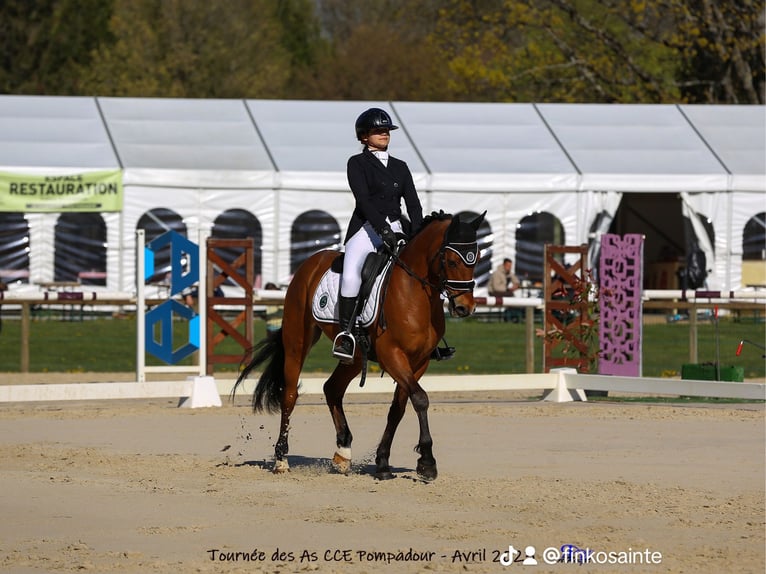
left=332, top=331, right=356, bottom=364
left=430, top=345, right=456, bottom=361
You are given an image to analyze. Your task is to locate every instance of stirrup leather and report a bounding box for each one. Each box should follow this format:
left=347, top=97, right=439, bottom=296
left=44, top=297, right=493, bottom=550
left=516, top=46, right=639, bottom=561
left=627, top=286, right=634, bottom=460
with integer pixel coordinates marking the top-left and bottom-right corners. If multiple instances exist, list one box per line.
left=332, top=331, right=356, bottom=363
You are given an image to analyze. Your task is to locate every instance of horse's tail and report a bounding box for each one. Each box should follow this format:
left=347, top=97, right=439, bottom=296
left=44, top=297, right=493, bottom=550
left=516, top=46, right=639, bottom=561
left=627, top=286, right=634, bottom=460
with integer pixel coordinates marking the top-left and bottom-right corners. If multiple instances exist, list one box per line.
left=232, top=328, right=285, bottom=414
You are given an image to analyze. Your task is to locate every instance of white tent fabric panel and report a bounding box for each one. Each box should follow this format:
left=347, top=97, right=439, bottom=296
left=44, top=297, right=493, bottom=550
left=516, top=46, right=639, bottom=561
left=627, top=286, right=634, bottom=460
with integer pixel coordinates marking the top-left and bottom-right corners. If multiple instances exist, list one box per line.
left=499, top=191, right=580, bottom=266
left=247, top=99, right=427, bottom=176
left=25, top=213, right=53, bottom=285
left=103, top=211, right=123, bottom=291
left=0, top=95, right=118, bottom=169
left=426, top=172, right=578, bottom=193
left=199, top=188, right=277, bottom=286
left=729, top=191, right=766, bottom=289
left=393, top=101, right=578, bottom=192
left=274, top=188, right=350, bottom=283
left=579, top=190, right=623, bottom=274
left=123, top=168, right=276, bottom=190
left=426, top=191, right=504, bottom=258
left=680, top=104, right=766, bottom=192
left=538, top=103, right=729, bottom=192
left=99, top=98, right=273, bottom=170
left=681, top=192, right=720, bottom=290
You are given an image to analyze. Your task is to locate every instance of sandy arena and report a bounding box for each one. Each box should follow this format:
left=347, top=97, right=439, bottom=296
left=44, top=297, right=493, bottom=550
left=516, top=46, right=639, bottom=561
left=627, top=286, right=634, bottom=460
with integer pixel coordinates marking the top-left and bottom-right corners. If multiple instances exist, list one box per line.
left=0, top=373, right=763, bottom=574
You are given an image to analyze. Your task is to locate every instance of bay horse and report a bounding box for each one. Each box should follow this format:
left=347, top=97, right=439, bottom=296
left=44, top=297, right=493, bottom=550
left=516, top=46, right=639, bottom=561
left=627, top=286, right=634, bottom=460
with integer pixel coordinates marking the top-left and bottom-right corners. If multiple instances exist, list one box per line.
left=233, top=211, right=485, bottom=481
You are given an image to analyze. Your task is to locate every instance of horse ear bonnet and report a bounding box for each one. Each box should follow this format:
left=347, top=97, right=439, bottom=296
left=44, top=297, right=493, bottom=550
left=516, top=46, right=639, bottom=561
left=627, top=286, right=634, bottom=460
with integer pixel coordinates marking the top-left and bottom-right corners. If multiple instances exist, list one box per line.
left=446, top=213, right=479, bottom=243
left=445, top=214, right=479, bottom=266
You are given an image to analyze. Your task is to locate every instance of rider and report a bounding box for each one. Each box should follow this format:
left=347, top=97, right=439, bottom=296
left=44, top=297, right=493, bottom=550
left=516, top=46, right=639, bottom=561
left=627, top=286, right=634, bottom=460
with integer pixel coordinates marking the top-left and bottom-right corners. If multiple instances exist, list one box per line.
left=332, top=107, right=424, bottom=363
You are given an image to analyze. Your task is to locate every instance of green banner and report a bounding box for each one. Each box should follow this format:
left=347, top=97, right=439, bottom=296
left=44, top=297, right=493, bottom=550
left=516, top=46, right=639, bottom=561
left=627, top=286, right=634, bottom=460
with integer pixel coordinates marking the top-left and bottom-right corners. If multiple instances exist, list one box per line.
left=0, top=170, right=123, bottom=212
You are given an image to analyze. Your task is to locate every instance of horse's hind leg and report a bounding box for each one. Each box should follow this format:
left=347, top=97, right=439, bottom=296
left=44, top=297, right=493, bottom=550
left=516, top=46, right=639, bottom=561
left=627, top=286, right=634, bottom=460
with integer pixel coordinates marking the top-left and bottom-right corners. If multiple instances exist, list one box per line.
left=323, top=361, right=362, bottom=474
left=274, top=325, right=322, bottom=473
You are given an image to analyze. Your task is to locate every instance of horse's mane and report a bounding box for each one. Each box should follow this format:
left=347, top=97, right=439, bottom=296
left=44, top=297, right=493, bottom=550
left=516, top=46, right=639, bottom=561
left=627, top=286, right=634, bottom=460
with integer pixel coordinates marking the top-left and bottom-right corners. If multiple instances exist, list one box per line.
left=413, top=210, right=452, bottom=238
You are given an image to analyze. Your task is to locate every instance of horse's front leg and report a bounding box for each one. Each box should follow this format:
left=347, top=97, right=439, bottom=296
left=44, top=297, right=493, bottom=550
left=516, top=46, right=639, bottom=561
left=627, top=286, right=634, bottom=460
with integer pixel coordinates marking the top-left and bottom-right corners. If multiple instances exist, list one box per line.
left=324, top=362, right=361, bottom=474
left=375, top=383, right=409, bottom=480
left=409, top=383, right=437, bottom=481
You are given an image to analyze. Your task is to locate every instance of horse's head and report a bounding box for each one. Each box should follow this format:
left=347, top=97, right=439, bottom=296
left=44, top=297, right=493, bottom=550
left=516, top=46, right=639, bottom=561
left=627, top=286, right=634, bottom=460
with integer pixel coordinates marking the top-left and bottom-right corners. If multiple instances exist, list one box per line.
left=438, top=211, right=486, bottom=317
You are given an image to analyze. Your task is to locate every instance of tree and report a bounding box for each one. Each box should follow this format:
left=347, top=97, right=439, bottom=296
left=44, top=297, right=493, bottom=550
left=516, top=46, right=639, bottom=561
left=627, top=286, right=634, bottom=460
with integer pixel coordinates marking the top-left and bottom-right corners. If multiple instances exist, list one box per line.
left=649, top=0, right=765, bottom=103
left=289, top=0, right=452, bottom=100
left=430, top=0, right=765, bottom=103
left=77, top=0, right=291, bottom=98
left=0, top=0, right=113, bottom=94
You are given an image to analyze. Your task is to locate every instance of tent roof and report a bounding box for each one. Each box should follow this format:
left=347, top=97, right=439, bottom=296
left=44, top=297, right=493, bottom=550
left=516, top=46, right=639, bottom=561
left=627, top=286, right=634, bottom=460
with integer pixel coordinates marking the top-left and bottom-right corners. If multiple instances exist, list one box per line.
left=537, top=103, right=730, bottom=192
left=679, top=104, right=766, bottom=191
left=393, top=101, right=578, bottom=191
left=0, top=96, right=762, bottom=193
left=247, top=99, right=425, bottom=171
left=0, top=95, right=118, bottom=169
left=246, top=99, right=427, bottom=190
left=99, top=97, right=273, bottom=170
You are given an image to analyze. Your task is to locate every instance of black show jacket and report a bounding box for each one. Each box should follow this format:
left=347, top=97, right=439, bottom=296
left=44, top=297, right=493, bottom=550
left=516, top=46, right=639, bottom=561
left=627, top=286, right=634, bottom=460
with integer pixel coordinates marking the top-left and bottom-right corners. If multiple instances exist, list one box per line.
left=344, top=148, right=424, bottom=243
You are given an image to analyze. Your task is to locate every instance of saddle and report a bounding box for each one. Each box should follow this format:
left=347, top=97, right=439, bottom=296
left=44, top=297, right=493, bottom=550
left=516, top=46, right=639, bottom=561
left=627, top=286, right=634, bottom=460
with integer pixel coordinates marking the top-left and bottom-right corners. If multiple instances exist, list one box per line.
left=312, top=250, right=394, bottom=329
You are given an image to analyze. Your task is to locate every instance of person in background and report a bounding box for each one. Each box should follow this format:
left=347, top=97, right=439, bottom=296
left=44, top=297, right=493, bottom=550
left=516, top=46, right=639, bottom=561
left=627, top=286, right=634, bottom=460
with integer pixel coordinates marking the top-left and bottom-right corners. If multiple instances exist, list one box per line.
left=332, top=107, right=424, bottom=363
left=489, top=257, right=522, bottom=323
left=489, top=257, right=520, bottom=297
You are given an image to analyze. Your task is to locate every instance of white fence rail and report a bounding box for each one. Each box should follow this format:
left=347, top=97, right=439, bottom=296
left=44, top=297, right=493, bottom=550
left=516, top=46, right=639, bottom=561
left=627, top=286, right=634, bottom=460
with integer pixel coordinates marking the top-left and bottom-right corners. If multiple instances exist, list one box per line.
left=1, top=371, right=762, bottom=406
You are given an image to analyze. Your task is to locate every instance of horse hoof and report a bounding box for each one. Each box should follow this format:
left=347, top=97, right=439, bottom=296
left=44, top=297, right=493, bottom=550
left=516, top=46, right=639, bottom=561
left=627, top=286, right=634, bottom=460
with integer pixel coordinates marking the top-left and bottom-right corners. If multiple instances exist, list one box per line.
left=273, top=459, right=290, bottom=474
left=416, top=463, right=437, bottom=482
left=374, top=469, right=394, bottom=480
left=332, top=451, right=352, bottom=474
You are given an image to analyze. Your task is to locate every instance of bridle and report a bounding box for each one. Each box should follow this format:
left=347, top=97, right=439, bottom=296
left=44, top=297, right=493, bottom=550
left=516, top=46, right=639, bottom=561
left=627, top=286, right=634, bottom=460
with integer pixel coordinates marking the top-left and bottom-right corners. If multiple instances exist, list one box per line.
left=389, top=230, right=478, bottom=305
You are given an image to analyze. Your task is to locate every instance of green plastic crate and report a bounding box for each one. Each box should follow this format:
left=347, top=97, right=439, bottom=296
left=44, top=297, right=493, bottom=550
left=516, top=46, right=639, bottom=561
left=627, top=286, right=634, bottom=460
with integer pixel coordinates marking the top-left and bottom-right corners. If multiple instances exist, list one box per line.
left=681, top=363, right=745, bottom=382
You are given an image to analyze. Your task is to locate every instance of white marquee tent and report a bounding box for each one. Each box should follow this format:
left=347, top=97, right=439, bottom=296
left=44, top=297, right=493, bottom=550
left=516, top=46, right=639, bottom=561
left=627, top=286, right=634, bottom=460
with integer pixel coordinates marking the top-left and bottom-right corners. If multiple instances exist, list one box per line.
left=0, top=95, right=763, bottom=293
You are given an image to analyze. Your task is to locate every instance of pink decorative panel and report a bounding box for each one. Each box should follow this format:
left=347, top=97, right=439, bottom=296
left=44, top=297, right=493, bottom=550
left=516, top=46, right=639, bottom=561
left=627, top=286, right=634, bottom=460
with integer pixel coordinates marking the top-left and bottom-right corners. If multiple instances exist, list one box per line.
left=599, top=234, right=644, bottom=376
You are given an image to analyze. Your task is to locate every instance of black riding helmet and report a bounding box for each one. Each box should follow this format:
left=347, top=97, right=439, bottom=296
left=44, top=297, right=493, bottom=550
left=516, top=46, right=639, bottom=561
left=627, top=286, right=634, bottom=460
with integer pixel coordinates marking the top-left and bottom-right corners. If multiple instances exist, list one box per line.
left=355, top=108, right=399, bottom=141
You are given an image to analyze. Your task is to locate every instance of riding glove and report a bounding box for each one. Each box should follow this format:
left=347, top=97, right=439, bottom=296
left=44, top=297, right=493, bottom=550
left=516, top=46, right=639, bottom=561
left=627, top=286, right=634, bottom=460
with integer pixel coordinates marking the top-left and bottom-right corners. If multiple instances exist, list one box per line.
left=379, top=226, right=397, bottom=252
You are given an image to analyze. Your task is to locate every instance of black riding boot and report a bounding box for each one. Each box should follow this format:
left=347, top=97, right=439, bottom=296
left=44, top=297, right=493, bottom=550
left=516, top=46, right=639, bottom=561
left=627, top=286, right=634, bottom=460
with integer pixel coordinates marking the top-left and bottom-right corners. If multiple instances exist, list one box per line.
left=332, top=295, right=357, bottom=363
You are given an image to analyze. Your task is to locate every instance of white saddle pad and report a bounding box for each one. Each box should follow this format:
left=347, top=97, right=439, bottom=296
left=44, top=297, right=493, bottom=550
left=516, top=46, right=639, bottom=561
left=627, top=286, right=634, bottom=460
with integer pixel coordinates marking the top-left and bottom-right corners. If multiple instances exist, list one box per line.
left=312, top=258, right=394, bottom=327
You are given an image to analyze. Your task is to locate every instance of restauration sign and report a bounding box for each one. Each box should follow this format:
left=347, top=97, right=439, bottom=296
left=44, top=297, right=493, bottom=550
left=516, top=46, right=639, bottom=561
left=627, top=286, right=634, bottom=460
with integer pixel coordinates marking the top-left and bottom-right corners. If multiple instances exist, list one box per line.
left=0, top=170, right=123, bottom=212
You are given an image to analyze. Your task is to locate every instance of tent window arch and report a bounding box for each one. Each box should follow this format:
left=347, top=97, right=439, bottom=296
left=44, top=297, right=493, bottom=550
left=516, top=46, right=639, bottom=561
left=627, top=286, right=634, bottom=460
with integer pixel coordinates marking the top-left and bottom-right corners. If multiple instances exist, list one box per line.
left=290, top=210, right=341, bottom=274
left=455, top=211, right=493, bottom=287
left=212, top=209, right=263, bottom=287
left=515, top=212, right=565, bottom=283
left=54, top=213, right=107, bottom=284
left=136, top=208, right=187, bottom=282
left=743, top=212, right=765, bottom=261
left=0, top=213, right=30, bottom=285
left=742, top=212, right=766, bottom=288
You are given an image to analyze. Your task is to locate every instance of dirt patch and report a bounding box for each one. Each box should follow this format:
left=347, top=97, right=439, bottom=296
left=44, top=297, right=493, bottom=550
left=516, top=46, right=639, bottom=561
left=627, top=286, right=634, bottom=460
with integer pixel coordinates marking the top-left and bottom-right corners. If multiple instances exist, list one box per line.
left=0, top=376, right=763, bottom=573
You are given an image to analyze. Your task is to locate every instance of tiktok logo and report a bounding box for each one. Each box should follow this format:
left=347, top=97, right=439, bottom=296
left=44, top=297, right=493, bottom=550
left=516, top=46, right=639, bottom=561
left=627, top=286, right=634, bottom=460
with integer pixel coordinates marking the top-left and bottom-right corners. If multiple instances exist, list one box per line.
left=499, top=545, right=519, bottom=566
left=500, top=545, right=538, bottom=567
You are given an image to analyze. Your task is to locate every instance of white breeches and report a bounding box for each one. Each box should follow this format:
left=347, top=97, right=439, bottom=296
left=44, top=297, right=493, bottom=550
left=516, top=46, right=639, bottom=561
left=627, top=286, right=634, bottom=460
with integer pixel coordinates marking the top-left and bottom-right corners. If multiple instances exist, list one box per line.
left=340, top=218, right=402, bottom=298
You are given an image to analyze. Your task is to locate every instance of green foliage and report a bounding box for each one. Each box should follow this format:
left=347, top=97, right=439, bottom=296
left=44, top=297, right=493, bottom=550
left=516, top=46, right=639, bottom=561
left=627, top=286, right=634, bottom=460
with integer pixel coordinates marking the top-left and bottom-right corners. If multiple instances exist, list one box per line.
left=76, top=0, right=291, bottom=98
left=1, top=0, right=762, bottom=103
left=0, top=0, right=113, bottom=94
left=432, top=0, right=683, bottom=102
